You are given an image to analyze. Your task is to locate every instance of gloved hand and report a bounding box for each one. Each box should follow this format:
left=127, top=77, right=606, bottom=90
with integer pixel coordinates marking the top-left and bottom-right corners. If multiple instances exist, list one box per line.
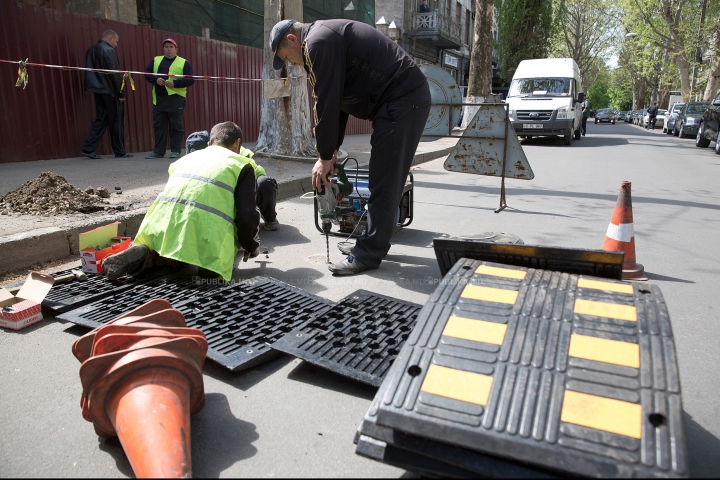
left=243, top=246, right=260, bottom=262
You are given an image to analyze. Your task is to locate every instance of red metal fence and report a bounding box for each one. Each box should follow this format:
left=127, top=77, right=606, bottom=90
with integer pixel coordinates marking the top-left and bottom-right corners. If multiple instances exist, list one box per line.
left=0, top=2, right=371, bottom=163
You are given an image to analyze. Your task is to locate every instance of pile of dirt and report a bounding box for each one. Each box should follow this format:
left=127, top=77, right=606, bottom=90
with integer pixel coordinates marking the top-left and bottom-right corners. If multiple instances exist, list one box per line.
left=0, top=172, right=110, bottom=216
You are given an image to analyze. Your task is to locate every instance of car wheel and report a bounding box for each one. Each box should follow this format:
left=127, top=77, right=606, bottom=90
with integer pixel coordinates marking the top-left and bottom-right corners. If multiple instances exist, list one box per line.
left=663, top=126, right=667, bottom=133
left=612, top=121, right=615, bottom=125
left=715, top=130, right=720, bottom=155
left=696, top=122, right=710, bottom=148
left=673, top=124, right=679, bottom=136
left=678, top=123, right=686, bottom=138
left=574, top=128, right=581, bottom=140
left=563, top=132, right=572, bottom=145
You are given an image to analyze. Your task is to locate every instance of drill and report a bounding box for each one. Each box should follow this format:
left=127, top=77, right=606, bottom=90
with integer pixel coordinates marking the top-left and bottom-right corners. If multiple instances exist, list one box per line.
left=316, top=162, right=353, bottom=262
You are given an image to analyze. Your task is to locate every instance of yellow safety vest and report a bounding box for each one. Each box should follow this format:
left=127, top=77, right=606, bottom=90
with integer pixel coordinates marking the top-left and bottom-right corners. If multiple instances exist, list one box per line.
left=134, top=145, right=255, bottom=280
left=152, top=55, right=187, bottom=105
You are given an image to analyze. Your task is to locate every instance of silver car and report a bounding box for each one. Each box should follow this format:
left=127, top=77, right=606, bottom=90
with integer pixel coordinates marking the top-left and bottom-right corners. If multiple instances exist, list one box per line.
left=665, top=102, right=685, bottom=134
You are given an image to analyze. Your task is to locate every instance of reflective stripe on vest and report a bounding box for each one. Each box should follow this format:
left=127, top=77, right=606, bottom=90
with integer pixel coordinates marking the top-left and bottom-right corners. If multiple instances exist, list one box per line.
left=152, top=55, right=187, bottom=105
left=155, top=195, right=234, bottom=224
left=170, top=172, right=235, bottom=194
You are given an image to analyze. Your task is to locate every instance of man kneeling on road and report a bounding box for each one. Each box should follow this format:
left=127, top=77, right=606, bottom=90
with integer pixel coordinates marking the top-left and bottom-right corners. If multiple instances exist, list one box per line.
left=102, top=121, right=262, bottom=281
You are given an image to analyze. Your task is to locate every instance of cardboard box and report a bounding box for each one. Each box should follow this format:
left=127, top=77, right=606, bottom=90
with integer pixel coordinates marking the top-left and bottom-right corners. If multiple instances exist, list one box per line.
left=0, top=272, right=55, bottom=330
left=79, top=222, right=132, bottom=274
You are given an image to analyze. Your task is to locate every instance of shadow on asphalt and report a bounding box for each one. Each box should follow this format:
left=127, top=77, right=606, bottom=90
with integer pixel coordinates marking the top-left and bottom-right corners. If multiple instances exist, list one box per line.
left=286, top=360, right=377, bottom=401
left=645, top=271, right=696, bottom=284
left=202, top=353, right=294, bottom=390
left=192, top=393, right=259, bottom=477
left=413, top=181, right=720, bottom=211
left=97, top=436, right=134, bottom=477
left=519, top=136, right=630, bottom=147
left=685, top=410, right=720, bottom=477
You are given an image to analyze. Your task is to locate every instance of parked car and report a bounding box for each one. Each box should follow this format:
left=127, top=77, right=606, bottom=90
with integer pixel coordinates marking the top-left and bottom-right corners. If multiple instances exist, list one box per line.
left=643, top=109, right=667, bottom=129
left=664, top=102, right=685, bottom=134
left=695, top=92, right=720, bottom=154
left=595, top=108, right=616, bottom=124
left=617, top=111, right=628, bottom=122
left=635, top=109, right=648, bottom=125
left=674, top=102, right=709, bottom=138
left=628, top=110, right=638, bottom=123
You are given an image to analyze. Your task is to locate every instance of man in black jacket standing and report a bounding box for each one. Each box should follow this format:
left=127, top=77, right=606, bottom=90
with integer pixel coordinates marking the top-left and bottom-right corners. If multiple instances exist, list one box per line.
left=81, top=30, right=131, bottom=159
left=270, top=19, right=430, bottom=275
left=144, top=39, right=195, bottom=159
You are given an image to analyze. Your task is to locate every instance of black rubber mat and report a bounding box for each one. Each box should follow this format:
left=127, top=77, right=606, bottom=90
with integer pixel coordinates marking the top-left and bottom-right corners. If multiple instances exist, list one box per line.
left=56, top=273, right=222, bottom=328
left=355, top=356, right=553, bottom=478
left=174, top=277, right=333, bottom=371
left=38, top=269, right=164, bottom=313
left=373, top=259, right=687, bottom=478
left=271, top=290, right=422, bottom=387
left=433, top=238, right=624, bottom=279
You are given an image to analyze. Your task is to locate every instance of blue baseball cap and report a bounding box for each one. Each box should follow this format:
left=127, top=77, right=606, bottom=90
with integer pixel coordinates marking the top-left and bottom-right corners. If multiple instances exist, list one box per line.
left=269, top=20, right=297, bottom=70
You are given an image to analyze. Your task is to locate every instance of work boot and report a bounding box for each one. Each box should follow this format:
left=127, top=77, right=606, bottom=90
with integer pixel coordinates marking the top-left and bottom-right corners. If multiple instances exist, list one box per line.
left=145, top=152, right=164, bottom=159
left=102, top=245, right=150, bottom=281
left=169, top=152, right=181, bottom=159
left=328, top=255, right=376, bottom=276
left=263, top=219, right=280, bottom=231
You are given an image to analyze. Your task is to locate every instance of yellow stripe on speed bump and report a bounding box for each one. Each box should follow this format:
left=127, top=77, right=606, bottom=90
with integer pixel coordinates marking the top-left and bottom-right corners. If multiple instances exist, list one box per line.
left=442, top=316, right=508, bottom=345
left=561, top=390, right=642, bottom=439
left=574, top=299, right=637, bottom=322
left=568, top=334, right=640, bottom=368
left=475, top=264, right=527, bottom=280
left=420, top=364, right=494, bottom=406
left=461, top=284, right=518, bottom=305
left=577, top=278, right=634, bottom=295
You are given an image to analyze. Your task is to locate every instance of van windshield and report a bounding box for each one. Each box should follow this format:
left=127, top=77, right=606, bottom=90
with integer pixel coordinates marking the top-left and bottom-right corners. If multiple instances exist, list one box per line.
left=508, top=78, right=572, bottom=98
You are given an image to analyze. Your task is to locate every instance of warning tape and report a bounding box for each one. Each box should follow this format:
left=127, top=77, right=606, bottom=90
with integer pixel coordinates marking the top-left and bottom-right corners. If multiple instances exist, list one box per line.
left=0, top=58, right=304, bottom=85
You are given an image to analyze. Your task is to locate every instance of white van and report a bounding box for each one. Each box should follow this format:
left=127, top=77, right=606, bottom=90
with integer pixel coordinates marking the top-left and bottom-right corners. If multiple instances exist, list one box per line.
left=506, top=58, right=585, bottom=145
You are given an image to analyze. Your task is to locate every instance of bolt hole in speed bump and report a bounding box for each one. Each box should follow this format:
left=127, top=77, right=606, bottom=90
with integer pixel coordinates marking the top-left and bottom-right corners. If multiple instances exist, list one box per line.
left=271, top=290, right=422, bottom=387
left=72, top=299, right=208, bottom=478
left=357, top=258, right=687, bottom=477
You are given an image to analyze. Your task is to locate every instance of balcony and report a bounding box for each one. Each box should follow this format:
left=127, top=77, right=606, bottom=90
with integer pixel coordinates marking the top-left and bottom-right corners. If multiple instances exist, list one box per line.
left=408, top=10, right=462, bottom=49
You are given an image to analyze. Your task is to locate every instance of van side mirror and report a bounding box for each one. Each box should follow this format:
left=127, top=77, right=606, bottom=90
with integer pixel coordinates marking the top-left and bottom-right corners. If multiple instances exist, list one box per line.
left=577, top=92, right=586, bottom=103
left=713, top=99, right=720, bottom=106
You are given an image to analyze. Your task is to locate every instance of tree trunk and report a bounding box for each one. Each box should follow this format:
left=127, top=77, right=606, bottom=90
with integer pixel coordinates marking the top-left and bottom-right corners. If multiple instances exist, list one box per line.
left=676, top=53, right=691, bottom=100
left=703, top=32, right=720, bottom=101
left=463, top=0, right=494, bottom=128
left=255, top=0, right=317, bottom=157
left=467, top=0, right=493, bottom=98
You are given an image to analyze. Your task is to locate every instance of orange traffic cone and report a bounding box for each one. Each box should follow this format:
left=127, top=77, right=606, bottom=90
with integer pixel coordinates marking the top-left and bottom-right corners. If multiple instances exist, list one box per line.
left=601, top=181, right=648, bottom=281
left=73, top=300, right=208, bottom=478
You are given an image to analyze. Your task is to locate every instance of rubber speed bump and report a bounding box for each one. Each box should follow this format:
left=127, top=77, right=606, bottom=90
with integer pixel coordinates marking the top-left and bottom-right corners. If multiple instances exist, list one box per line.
left=371, top=259, right=687, bottom=477
left=271, top=290, right=422, bottom=386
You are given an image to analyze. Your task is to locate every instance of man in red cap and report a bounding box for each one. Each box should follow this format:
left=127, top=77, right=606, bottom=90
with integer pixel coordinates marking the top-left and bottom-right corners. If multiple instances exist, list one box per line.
left=144, top=38, right=195, bottom=159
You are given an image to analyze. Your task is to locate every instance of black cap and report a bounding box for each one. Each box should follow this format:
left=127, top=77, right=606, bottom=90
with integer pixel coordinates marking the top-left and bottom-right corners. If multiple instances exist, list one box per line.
left=186, top=130, right=209, bottom=153
left=269, top=20, right=297, bottom=70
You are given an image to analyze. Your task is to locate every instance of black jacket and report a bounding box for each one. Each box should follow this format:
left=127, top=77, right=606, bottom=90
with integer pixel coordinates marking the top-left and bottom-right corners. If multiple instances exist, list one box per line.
left=84, top=40, right=124, bottom=97
left=648, top=105, right=658, bottom=116
left=301, top=20, right=427, bottom=160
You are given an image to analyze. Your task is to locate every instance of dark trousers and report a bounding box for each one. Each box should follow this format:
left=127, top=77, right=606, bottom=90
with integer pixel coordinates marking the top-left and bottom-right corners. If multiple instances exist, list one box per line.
left=256, top=175, right=278, bottom=222
left=82, top=93, right=126, bottom=156
left=352, top=83, right=431, bottom=268
left=581, top=116, right=588, bottom=134
left=152, top=95, right=185, bottom=155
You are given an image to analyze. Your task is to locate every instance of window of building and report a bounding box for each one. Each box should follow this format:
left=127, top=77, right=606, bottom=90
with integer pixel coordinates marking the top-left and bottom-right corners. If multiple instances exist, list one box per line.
left=465, top=8, right=472, bottom=45
left=456, top=2, right=461, bottom=23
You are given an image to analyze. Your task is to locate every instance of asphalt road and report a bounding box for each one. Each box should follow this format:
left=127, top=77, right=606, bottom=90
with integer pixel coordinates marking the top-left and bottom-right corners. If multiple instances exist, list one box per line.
left=1, top=120, right=719, bottom=477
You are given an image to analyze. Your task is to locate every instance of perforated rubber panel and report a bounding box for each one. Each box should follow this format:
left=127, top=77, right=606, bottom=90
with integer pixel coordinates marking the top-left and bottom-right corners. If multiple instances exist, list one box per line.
left=271, top=290, right=422, bottom=386
left=57, top=273, right=222, bottom=328
left=433, top=238, right=624, bottom=279
left=37, top=269, right=167, bottom=313
left=174, top=277, right=333, bottom=371
left=373, top=258, right=687, bottom=478
left=355, top=362, right=552, bottom=478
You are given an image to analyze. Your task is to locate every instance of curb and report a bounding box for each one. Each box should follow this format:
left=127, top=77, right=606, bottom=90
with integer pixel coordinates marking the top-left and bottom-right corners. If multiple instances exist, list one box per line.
left=0, top=145, right=455, bottom=275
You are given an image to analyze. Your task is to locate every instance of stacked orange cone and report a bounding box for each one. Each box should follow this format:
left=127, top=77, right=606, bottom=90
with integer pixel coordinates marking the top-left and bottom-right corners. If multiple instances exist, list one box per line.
left=601, top=181, right=648, bottom=281
left=73, top=299, right=208, bottom=478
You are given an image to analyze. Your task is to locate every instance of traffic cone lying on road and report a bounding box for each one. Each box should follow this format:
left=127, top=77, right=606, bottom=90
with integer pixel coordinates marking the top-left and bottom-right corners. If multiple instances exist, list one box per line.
left=601, top=181, right=648, bottom=281
left=73, top=299, right=208, bottom=478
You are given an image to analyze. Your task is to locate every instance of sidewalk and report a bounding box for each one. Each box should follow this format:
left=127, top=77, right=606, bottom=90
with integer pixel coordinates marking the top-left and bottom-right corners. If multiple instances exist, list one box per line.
left=0, top=135, right=458, bottom=275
